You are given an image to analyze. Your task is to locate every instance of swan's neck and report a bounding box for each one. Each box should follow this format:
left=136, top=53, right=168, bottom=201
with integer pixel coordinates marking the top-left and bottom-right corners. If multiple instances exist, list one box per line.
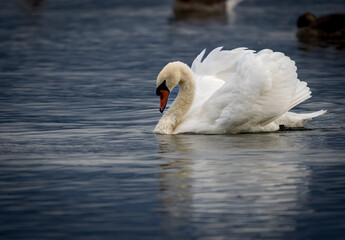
left=157, top=63, right=195, bottom=134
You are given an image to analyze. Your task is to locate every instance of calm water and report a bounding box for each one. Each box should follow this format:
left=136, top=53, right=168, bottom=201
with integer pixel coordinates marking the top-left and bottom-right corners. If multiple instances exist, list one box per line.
left=1, top=0, right=345, bottom=239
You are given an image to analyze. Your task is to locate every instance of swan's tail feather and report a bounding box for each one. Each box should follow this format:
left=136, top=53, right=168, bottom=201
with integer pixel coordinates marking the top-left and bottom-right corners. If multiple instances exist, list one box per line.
left=296, top=109, right=327, bottom=120
left=275, top=110, right=327, bottom=128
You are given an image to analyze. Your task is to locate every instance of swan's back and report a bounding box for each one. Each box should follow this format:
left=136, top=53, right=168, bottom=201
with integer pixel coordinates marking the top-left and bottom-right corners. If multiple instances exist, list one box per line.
left=220, top=49, right=311, bottom=131
left=176, top=48, right=315, bottom=134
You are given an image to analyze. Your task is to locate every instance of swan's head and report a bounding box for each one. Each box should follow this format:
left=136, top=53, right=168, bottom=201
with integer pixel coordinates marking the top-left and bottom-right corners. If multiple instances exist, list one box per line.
left=156, top=62, right=183, bottom=113
left=297, top=12, right=317, bottom=28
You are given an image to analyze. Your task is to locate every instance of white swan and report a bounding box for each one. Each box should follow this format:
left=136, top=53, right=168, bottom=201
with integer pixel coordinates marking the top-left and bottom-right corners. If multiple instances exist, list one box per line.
left=154, top=47, right=326, bottom=134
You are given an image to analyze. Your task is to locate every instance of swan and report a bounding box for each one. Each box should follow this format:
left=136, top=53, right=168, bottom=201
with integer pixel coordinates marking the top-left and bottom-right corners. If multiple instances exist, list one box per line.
left=154, top=47, right=326, bottom=134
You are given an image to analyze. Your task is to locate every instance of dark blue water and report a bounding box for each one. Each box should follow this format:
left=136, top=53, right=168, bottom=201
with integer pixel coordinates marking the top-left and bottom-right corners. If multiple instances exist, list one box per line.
left=1, top=0, right=345, bottom=239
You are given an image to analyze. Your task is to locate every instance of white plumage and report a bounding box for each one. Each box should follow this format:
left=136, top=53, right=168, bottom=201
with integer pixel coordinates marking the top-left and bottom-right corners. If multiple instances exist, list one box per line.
left=154, top=47, right=326, bottom=134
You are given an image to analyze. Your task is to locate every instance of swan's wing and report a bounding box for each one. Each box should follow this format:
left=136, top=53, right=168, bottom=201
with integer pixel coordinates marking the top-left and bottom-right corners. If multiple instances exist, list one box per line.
left=178, top=49, right=311, bottom=134
left=189, top=47, right=249, bottom=112
left=210, top=49, right=311, bottom=132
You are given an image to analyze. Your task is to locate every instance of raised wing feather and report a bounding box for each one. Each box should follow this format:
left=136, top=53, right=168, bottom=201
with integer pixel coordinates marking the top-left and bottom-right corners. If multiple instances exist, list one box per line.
left=188, top=47, right=249, bottom=113
left=191, top=47, right=249, bottom=81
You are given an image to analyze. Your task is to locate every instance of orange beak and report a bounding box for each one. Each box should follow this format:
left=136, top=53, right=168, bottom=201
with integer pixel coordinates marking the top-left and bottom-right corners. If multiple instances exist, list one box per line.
left=156, top=80, right=170, bottom=113
left=159, top=90, right=169, bottom=113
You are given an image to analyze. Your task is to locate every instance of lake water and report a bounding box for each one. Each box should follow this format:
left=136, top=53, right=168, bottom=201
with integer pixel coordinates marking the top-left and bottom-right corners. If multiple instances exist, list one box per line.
left=1, top=0, right=345, bottom=239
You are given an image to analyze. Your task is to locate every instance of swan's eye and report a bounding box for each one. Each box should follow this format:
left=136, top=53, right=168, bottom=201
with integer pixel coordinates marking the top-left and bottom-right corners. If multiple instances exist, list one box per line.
left=156, top=80, right=169, bottom=96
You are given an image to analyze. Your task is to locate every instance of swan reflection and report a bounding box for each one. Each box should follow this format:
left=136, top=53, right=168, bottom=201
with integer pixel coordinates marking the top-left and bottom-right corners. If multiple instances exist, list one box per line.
left=156, top=132, right=311, bottom=237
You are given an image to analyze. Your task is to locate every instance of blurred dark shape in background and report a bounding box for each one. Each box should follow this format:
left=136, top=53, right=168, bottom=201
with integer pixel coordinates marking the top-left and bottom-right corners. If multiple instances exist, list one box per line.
left=173, top=0, right=227, bottom=21
left=19, top=0, right=45, bottom=12
left=296, top=12, right=345, bottom=49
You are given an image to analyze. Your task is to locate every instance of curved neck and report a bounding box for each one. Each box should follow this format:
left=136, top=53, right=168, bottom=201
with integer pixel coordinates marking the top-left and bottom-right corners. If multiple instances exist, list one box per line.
left=158, top=63, right=195, bottom=134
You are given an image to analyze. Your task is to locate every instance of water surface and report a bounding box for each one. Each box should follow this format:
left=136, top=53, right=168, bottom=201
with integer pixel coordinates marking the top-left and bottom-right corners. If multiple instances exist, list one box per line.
left=0, top=0, right=345, bottom=239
